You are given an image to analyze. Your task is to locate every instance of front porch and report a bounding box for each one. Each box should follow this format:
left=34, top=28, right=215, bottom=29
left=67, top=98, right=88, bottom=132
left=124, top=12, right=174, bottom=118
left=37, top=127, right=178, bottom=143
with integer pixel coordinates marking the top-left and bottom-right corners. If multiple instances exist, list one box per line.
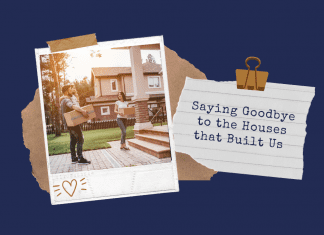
left=128, top=125, right=171, bottom=158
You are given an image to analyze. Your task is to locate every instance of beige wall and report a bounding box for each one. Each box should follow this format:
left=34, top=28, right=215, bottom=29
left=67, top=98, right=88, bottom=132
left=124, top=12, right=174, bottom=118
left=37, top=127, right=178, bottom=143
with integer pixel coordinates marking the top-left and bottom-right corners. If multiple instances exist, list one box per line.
left=123, top=74, right=165, bottom=95
left=95, top=74, right=164, bottom=97
left=124, top=75, right=134, bottom=94
left=117, top=77, right=122, bottom=93
left=101, top=79, right=110, bottom=95
left=99, top=76, right=121, bottom=96
left=94, top=78, right=100, bottom=97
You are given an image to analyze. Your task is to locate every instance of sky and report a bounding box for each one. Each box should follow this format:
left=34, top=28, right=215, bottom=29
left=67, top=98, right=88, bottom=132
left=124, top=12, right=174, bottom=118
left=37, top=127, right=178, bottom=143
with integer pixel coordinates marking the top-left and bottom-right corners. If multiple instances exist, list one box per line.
left=65, top=48, right=162, bottom=82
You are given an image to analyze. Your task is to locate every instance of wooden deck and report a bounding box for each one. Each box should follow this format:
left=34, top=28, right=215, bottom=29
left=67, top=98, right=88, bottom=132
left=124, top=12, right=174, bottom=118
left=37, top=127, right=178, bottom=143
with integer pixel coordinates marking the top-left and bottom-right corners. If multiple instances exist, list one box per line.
left=49, top=140, right=171, bottom=174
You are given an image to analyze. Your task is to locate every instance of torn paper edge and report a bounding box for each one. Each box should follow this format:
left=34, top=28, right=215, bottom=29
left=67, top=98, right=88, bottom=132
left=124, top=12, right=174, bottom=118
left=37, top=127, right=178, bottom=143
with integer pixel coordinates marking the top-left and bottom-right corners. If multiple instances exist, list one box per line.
left=172, top=77, right=315, bottom=180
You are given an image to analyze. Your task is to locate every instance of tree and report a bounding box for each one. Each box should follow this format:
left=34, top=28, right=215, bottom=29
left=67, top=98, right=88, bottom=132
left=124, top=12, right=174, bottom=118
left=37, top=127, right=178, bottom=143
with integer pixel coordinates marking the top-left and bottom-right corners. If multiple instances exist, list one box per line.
left=146, top=54, right=156, bottom=63
left=74, top=77, right=94, bottom=107
left=49, top=53, right=70, bottom=137
left=40, top=53, right=69, bottom=137
left=40, top=55, right=54, bottom=126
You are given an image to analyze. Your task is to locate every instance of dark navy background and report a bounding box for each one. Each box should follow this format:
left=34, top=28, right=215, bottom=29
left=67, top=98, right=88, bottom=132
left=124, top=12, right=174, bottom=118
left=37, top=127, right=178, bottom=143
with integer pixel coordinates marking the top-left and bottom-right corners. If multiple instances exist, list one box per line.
left=3, top=1, right=324, bottom=234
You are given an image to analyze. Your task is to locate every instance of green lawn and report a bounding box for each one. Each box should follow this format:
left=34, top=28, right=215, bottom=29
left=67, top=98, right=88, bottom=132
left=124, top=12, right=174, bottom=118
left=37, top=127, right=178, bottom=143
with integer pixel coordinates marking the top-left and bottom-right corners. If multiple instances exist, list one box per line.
left=47, top=126, right=135, bottom=156
left=47, top=122, right=167, bottom=156
left=153, top=122, right=168, bottom=127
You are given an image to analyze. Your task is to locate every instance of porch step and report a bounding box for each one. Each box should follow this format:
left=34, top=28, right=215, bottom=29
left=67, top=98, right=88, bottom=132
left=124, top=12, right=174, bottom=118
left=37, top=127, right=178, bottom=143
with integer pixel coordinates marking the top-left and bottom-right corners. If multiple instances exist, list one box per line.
left=134, top=126, right=169, bottom=137
left=128, top=139, right=171, bottom=159
left=135, top=134, right=170, bottom=147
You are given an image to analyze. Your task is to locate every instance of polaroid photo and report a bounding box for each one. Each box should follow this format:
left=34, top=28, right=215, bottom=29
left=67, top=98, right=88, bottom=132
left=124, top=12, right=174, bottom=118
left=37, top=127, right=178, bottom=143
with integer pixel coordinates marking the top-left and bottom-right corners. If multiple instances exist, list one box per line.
left=35, top=36, right=179, bottom=205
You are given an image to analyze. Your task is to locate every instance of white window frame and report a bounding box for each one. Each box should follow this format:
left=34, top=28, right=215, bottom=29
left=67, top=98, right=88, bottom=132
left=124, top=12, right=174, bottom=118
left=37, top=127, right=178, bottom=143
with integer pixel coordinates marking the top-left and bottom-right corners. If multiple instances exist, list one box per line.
left=149, top=104, right=158, bottom=108
left=148, top=76, right=161, bottom=88
left=111, top=79, right=118, bottom=92
left=101, top=106, right=110, bottom=115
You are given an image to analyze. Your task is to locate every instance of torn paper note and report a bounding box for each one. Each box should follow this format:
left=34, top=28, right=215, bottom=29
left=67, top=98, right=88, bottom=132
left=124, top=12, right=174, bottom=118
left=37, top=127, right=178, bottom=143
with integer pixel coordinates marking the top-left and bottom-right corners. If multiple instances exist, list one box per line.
left=173, top=77, right=315, bottom=180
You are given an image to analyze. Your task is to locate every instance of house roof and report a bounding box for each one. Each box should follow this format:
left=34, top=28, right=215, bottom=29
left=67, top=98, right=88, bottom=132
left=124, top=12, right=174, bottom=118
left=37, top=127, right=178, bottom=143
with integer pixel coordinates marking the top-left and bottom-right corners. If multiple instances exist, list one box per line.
left=92, top=62, right=162, bottom=77
left=86, top=95, right=117, bottom=103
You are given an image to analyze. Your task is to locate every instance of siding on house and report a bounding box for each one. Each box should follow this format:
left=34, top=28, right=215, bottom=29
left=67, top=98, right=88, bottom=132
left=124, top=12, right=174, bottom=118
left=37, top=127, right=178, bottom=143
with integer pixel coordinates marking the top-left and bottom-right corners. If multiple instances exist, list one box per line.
left=123, top=75, right=134, bottom=94
left=93, top=102, right=136, bottom=121
left=96, top=74, right=164, bottom=96
left=89, top=63, right=165, bottom=121
left=101, top=79, right=111, bottom=95
left=93, top=105, right=115, bottom=121
left=97, top=77, right=122, bottom=96
left=94, top=78, right=100, bottom=97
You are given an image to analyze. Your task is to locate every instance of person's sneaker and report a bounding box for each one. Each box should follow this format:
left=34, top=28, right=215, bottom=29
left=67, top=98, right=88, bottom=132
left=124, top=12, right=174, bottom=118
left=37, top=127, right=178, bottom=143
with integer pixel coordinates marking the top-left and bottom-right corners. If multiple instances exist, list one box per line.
left=72, top=157, right=78, bottom=164
left=78, top=157, right=91, bottom=164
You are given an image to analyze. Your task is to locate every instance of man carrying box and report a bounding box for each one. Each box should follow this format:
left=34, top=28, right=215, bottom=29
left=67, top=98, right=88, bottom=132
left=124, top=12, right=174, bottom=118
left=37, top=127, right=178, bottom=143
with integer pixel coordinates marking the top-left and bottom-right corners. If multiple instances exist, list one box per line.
left=60, top=85, right=91, bottom=164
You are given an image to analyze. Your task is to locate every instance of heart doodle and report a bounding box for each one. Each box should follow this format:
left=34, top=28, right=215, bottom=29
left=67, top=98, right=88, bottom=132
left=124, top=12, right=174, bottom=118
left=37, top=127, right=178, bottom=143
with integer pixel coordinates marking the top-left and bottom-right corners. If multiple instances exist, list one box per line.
left=62, top=179, right=77, bottom=197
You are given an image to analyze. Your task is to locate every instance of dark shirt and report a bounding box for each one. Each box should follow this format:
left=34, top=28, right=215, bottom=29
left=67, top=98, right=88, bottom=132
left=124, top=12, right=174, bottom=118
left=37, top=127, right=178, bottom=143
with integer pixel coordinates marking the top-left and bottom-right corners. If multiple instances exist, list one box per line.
left=61, top=97, right=74, bottom=129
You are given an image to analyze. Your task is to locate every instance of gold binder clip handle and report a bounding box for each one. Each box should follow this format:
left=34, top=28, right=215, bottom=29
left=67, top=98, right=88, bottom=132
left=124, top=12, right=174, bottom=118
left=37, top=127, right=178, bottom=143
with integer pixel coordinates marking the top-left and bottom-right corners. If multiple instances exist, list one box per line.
left=244, top=57, right=261, bottom=90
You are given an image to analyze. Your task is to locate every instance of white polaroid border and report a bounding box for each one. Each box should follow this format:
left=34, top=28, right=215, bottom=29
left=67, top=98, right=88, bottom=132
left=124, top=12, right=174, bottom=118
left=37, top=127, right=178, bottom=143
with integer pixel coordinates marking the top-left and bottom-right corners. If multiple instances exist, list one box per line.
left=35, top=36, right=179, bottom=205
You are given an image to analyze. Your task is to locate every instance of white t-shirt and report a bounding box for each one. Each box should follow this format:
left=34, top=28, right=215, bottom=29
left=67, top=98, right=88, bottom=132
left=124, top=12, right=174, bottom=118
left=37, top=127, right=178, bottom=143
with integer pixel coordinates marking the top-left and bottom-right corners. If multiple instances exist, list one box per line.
left=71, top=95, right=80, bottom=107
left=115, top=100, right=128, bottom=118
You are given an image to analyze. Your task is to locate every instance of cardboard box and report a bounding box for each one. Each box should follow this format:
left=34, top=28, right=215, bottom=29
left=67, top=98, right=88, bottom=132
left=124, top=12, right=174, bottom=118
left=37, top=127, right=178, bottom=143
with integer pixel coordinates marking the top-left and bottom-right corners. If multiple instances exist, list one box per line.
left=64, top=105, right=96, bottom=127
left=119, top=107, right=135, bottom=115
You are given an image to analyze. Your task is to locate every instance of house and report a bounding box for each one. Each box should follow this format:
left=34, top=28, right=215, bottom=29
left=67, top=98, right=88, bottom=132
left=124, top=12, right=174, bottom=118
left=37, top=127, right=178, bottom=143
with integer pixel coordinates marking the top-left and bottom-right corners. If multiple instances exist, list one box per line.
left=86, top=62, right=166, bottom=121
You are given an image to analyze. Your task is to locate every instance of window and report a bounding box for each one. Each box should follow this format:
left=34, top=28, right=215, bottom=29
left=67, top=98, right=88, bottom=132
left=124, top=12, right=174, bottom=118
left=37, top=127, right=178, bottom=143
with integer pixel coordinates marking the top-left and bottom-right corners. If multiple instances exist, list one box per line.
left=149, top=104, right=158, bottom=108
left=101, top=106, right=110, bottom=115
left=148, top=103, right=158, bottom=116
left=111, top=79, right=118, bottom=91
left=148, top=76, right=160, bottom=88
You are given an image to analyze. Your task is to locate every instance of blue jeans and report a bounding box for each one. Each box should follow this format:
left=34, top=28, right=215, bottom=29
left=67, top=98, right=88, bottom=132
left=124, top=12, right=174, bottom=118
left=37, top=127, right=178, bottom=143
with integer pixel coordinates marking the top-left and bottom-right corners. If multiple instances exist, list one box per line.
left=117, top=118, right=127, bottom=144
left=68, top=125, right=84, bottom=159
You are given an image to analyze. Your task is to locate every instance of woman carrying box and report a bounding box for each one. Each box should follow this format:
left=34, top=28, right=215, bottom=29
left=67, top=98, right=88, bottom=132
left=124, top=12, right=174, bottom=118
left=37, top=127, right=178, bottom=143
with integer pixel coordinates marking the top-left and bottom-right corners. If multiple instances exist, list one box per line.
left=115, top=91, right=130, bottom=150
